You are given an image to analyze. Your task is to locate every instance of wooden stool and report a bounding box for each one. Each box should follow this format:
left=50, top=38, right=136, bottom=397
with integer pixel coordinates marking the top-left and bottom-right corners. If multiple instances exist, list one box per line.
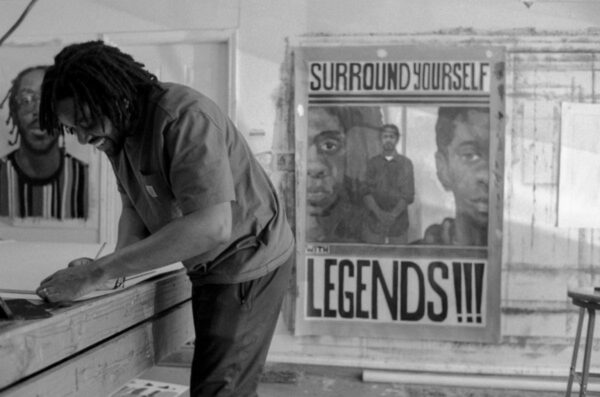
left=567, top=287, right=600, bottom=396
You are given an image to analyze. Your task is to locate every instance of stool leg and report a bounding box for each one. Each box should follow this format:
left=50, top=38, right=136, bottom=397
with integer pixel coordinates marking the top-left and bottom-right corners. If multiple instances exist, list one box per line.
left=579, top=308, right=596, bottom=397
left=567, top=307, right=585, bottom=397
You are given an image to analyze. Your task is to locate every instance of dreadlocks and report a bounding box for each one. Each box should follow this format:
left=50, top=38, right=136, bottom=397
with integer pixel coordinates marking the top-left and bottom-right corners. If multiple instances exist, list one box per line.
left=40, top=40, right=159, bottom=135
left=0, top=65, right=48, bottom=145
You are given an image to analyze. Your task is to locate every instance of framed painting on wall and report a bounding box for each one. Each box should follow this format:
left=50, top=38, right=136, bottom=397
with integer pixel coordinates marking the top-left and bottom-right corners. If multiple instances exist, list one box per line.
left=293, top=44, right=505, bottom=342
left=0, top=43, right=102, bottom=243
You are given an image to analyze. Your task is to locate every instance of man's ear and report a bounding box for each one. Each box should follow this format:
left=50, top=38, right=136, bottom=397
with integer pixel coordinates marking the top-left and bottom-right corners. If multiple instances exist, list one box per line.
left=435, top=150, right=452, bottom=191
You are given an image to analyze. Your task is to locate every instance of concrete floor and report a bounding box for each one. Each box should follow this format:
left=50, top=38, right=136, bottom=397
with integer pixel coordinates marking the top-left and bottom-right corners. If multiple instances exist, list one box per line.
left=134, top=362, right=571, bottom=397
left=120, top=338, right=578, bottom=397
left=257, top=363, right=568, bottom=397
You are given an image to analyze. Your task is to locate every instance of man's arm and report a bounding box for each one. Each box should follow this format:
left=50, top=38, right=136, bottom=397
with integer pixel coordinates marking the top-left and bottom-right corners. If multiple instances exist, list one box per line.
left=65, top=195, right=148, bottom=269
left=37, top=201, right=232, bottom=302
left=389, top=159, right=415, bottom=217
left=389, top=197, right=408, bottom=218
left=100, top=201, right=231, bottom=279
left=115, top=194, right=149, bottom=250
left=363, top=194, right=386, bottom=220
left=362, top=158, right=387, bottom=221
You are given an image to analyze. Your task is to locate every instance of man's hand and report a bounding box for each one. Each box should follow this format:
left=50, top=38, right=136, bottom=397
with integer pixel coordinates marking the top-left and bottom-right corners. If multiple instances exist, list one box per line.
left=376, top=209, right=395, bottom=227
left=440, top=218, right=455, bottom=245
left=67, top=257, right=125, bottom=290
left=68, top=257, right=94, bottom=267
left=36, top=260, right=104, bottom=303
left=421, top=218, right=455, bottom=245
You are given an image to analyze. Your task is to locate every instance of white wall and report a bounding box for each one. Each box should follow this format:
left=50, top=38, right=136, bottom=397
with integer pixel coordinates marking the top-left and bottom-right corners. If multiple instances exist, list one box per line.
left=3, top=0, right=600, bottom=149
left=4, top=0, right=600, bottom=380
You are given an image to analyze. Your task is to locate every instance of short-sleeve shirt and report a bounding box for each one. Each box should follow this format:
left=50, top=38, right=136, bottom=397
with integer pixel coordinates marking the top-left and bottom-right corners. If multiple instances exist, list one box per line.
left=362, top=152, right=415, bottom=236
left=109, top=83, right=294, bottom=284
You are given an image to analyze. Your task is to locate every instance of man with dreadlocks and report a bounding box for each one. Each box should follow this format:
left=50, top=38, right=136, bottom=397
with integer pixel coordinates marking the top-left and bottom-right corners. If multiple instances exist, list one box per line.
left=36, top=41, right=294, bottom=397
left=0, top=65, right=88, bottom=219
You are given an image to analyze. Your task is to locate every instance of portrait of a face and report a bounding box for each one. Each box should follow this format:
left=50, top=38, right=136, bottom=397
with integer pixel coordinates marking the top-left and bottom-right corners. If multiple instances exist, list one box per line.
left=1, top=63, right=91, bottom=221
left=380, top=127, right=399, bottom=153
left=15, top=68, right=58, bottom=154
left=436, top=108, right=490, bottom=229
left=56, top=99, right=123, bottom=157
left=306, top=107, right=347, bottom=216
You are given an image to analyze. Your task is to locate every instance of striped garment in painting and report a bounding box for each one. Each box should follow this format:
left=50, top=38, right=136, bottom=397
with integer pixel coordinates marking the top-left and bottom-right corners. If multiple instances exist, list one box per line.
left=0, top=150, right=88, bottom=219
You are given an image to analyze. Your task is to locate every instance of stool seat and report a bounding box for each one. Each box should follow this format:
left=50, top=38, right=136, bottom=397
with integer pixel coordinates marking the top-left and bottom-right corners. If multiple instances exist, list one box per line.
left=568, top=288, right=600, bottom=306
left=566, top=287, right=600, bottom=396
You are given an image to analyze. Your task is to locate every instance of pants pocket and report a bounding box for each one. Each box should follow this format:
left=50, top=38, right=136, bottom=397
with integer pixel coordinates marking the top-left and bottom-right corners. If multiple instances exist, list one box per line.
left=238, top=279, right=256, bottom=311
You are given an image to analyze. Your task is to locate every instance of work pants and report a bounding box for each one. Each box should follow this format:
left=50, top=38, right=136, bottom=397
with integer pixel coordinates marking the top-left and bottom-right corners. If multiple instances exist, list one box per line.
left=189, top=255, right=292, bottom=396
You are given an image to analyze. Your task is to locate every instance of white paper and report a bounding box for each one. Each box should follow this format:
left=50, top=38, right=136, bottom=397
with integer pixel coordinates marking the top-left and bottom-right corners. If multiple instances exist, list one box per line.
left=0, top=241, right=183, bottom=301
left=558, top=102, right=600, bottom=228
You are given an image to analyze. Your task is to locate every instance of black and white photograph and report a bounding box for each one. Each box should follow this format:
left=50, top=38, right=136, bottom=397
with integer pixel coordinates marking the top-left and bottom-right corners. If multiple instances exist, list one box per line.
left=0, top=1, right=598, bottom=396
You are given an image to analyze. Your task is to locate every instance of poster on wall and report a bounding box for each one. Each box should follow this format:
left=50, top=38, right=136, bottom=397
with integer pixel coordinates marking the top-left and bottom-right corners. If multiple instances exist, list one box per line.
left=294, top=45, right=504, bottom=342
left=0, top=44, right=100, bottom=242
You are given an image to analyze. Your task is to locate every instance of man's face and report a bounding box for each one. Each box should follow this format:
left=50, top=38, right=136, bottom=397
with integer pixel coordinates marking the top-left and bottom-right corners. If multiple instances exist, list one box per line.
left=306, top=107, right=346, bottom=215
left=56, top=98, right=122, bottom=156
left=381, top=128, right=399, bottom=153
left=15, top=69, right=58, bottom=154
left=437, top=109, right=490, bottom=227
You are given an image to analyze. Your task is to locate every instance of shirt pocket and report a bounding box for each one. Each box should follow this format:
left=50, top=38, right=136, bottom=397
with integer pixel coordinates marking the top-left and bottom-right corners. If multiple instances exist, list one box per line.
left=139, top=172, right=175, bottom=203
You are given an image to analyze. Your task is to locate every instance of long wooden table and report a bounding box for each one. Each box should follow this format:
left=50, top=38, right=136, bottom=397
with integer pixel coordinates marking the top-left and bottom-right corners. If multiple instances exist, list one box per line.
left=0, top=266, right=193, bottom=396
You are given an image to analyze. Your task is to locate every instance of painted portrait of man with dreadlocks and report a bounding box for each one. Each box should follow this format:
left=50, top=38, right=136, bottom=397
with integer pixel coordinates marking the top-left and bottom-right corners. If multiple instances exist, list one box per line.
left=0, top=65, right=88, bottom=219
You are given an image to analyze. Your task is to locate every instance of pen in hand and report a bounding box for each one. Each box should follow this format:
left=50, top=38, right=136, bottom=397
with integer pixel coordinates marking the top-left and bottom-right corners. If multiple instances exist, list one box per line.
left=94, top=242, right=107, bottom=260
left=94, top=242, right=122, bottom=290
left=94, top=242, right=126, bottom=290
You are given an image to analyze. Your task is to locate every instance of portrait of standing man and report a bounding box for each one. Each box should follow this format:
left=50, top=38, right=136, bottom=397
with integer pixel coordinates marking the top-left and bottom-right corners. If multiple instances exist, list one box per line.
left=361, top=123, right=415, bottom=245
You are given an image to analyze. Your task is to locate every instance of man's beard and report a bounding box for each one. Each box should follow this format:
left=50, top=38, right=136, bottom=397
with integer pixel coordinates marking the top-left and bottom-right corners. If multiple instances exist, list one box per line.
left=99, top=135, right=124, bottom=157
left=383, top=142, right=396, bottom=152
